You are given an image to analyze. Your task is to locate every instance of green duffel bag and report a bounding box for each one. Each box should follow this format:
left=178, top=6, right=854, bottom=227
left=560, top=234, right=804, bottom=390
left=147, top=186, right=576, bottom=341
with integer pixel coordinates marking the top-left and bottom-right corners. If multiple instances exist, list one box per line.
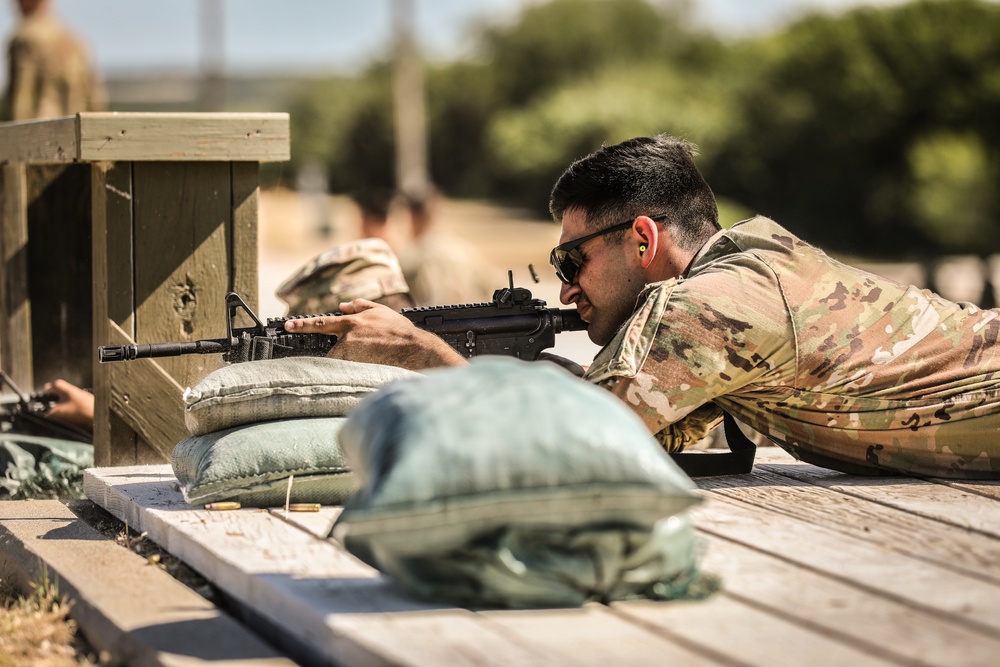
left=1, top=434, right=93, bottom=499
left=330, top=356, right=716, bottom=608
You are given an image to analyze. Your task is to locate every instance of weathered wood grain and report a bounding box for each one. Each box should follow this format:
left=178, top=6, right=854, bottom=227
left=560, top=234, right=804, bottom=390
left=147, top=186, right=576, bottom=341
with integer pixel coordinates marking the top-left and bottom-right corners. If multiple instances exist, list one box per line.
left=692, top=493, right=1000, bottom=637
left=615, top=593, right=897, bottom=667
left=132, top=161, right=229, bottom=390
left=24, top=163, right=93, bottom=389
left=91, top=161, right=143, bottom=466
left=101, top=321, right=189, bottom=461
left=0, top=163, right=31, bottom=388
left=699, top=468, right=1000, bottom=584
left=77, top=113, right=290, bottom=162
left=0, top=113, right=290, bottom=164
left=694, top=532, right=1000, bottom=666
left=85, top=466, right=725, bottom=667
left=743, top=448, right=1000, bottom=539
left=0, top=115, right=77, bottom=163
left=230, top=161, right=259, bottom=307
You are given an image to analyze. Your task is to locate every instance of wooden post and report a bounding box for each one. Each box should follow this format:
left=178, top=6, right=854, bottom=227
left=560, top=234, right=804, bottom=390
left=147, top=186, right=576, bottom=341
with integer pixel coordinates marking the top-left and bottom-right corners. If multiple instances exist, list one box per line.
left=392, top=0, right=430, bottom=199
left=0, top=112, right=289, bottom=465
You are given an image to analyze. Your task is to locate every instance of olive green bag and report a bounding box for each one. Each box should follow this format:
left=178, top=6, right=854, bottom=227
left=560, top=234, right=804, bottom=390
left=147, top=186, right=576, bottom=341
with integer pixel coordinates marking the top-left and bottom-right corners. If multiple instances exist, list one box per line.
left=331, top=357, right=712, bottom=608
left=172, top=357, right=418, bottom=507
left=171, top=417, right=354, bottom=507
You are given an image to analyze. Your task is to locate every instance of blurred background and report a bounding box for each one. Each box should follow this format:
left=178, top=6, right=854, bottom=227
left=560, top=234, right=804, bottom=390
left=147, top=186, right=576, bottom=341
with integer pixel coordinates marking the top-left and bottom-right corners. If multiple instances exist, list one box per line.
left=3, top=0, right=999, bottom=363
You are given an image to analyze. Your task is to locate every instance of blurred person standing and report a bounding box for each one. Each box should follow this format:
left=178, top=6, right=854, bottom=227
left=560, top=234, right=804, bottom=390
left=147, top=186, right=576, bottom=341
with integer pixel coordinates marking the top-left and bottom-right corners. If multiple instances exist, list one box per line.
left=1, top=0, right=105, bottom=121
left=396, top=189, right=496, bottom=306
left=353, top=187, right=397, bottom=247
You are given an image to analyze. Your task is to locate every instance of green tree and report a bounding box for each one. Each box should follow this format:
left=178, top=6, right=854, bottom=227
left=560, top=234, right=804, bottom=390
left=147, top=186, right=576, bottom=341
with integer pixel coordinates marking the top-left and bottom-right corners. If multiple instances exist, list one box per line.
left=908, top=131, right=998, bottom=251
left=707, top=0, right=1000, bottom=258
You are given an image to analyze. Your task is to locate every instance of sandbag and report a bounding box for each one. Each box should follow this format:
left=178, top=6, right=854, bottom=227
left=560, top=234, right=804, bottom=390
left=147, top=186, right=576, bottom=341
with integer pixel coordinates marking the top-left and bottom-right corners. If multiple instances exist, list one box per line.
left=183, top=357, right=419, bottom=436
left=331, top=356, right=712, bottom=608
left=171, top=417, right=353, bottom=507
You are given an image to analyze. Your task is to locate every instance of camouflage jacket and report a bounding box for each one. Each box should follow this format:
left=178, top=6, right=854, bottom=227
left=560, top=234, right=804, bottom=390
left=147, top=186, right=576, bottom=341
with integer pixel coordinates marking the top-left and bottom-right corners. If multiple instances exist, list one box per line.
left=1, top=14, right=104, bottom=121
left=584, top=216, right=1000, bottom=479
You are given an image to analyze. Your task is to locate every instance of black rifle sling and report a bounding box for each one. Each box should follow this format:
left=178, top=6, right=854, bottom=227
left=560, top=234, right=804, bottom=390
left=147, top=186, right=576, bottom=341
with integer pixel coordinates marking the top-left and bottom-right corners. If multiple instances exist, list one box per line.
left=669, top=412, right=756, bottom=477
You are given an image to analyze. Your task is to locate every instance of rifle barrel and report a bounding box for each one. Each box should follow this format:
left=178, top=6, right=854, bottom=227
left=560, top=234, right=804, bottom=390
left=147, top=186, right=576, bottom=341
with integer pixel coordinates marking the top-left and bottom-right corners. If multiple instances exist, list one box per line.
left=552, top=308, right=587, bottom=332
left=99, top=339, right=228, bottom=363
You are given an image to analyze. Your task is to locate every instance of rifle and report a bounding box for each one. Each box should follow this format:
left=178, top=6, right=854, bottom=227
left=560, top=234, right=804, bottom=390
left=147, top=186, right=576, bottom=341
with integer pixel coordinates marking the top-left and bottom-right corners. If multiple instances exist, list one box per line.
left=0, top=370, right=92, bottom=443
left=98, top=272, right=588, bottom=366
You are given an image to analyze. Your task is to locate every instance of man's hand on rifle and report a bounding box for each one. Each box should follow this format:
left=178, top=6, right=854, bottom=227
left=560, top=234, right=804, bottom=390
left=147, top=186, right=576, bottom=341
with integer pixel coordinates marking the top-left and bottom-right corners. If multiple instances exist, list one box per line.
left=44, top=379, right=95, bottom=433
left=285, top=299, right=468, bottom=372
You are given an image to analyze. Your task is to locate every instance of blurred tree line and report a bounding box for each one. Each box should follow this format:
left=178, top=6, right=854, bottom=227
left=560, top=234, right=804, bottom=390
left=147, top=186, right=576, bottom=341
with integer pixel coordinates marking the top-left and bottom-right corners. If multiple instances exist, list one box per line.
left=285, top=0, right=1000, bottom=260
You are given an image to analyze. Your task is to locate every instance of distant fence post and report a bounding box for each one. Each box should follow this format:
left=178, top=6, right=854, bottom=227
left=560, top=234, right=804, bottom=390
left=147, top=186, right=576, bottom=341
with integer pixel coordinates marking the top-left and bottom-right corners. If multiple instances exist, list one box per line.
left=0, top=112, right=290, bottom=465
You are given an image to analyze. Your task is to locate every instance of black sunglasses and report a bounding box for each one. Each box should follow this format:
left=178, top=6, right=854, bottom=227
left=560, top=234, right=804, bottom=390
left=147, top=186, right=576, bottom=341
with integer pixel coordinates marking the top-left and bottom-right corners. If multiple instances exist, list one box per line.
left=549, top=213, right=668, bottom=285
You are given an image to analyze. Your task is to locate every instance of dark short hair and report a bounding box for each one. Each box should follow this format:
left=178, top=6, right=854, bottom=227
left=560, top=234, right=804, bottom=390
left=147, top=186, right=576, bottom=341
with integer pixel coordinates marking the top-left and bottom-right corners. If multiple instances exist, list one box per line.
left=549, top=135, right=720, bottom=252
left=353, top=188, right=394, bottom=219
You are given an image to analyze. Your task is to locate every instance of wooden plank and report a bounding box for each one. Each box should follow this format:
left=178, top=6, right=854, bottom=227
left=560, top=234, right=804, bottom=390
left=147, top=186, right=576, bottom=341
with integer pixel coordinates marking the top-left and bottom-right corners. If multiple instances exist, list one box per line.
left=614, top=594, right=897, bottom=667
left=683, top=532, right=1000, bottom=666
left=132, top=161, right=229, bottom=389
left=0, top=163, right=32, bottom=388
left=231, top=161, right=259, bottom=308
left=84, top=466, right=720, bottom=667
left=936, top=479, right=1000, bottom=502
left=91, top=161, right=142, bottom=466
left=77, top=113, right=290, bottom=162
left=0, top=114, right=289, bottom=164
left=0, top=115, right=78, bottom=164
left=691, top=493, right=1000, bottom=637
left=102, top=320, right=189, bottom=461
left=699, top=468, right=1000, bottom=584
left=747, top=450, right=1000, bottom=539
left=24, top=163, right=93, bottom=389
left=0, top=499, right=297, bottom=667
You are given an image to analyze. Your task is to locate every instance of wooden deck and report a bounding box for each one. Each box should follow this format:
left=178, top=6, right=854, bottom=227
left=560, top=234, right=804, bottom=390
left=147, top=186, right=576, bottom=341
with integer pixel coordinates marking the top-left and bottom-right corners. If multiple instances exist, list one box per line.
left=83, top=447, right=1000, bottom=667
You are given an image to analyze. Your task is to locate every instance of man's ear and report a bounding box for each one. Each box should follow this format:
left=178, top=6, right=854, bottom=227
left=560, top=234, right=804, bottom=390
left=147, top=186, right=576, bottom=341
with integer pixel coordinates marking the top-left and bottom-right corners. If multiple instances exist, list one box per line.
left=633, top=216, right=659, bottom=269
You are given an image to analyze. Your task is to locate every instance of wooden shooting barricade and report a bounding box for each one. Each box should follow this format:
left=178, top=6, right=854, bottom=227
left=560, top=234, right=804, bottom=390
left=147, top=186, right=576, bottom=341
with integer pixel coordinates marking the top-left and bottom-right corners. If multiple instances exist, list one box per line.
left=0, top=112, right=289, bottom=465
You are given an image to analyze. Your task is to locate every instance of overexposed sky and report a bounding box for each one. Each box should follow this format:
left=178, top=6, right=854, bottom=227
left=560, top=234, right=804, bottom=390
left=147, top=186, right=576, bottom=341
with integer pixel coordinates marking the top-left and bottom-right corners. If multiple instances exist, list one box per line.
left=0, top=0, right=918, bottom=75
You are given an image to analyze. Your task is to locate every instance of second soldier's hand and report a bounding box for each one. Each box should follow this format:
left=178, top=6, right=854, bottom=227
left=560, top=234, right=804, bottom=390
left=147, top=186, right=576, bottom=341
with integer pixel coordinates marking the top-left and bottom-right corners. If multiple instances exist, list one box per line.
left=285, top=299, right=467, bottom=371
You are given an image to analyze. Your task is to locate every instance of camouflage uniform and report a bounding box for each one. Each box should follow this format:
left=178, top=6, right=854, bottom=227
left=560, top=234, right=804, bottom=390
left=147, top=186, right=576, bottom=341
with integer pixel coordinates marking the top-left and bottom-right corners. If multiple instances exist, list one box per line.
left=276, top=238, right=412, bottom=315
left=1, top=12, right=105, bottom=121
left=585, top=216, right=1000, bottom=479
left=397, top=232, right=497, bottom=306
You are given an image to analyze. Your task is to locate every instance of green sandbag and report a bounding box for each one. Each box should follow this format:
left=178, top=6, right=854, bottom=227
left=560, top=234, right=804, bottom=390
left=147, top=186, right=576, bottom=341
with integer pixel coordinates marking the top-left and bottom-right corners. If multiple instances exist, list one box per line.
left=330, top=356, right=714, bottom=608
left=171, top=417, right=354, bottom=507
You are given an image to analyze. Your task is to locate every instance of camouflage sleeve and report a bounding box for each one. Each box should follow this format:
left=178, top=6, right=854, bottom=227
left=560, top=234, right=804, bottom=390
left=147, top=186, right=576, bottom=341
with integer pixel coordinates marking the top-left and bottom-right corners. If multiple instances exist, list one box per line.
left=586, top=258, right=794, bottom=452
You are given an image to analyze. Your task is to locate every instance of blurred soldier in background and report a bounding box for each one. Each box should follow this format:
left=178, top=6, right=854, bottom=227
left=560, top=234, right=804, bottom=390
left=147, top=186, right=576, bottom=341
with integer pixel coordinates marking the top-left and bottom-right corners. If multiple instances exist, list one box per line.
left=395, top=189, right=496, bottom=306
left=277, top=237, right=415, bottom=314
left=1, top=0, right=105, bottom=121
left=353, top=188, right=397, bottom=246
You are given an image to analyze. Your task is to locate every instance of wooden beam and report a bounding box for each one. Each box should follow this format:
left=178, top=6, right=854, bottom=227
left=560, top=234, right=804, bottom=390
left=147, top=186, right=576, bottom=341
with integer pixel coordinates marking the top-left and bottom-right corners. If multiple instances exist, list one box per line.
left=0, top=163, right=32, bottom=389
left=103, top=320, right=189, bottom=461
left=77, top=113, right=290, bottom=163
left=0, top=113, right=290, bottom=164
left=0, top=116, right=78, bottom=164
left=92, top=161, right=140, bottom=466
left=230, top=162, right=259, bottom=307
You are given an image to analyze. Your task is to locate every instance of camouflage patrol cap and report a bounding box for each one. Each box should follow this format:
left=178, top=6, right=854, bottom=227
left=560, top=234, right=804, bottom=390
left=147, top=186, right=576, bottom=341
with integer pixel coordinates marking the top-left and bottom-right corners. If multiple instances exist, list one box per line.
left=276, top=238, right=411, bottom=314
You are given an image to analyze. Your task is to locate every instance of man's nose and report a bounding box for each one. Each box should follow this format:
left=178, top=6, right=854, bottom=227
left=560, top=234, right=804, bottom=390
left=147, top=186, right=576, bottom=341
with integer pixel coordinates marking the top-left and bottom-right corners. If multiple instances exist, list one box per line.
left=559, top=281, right=579, bottom=305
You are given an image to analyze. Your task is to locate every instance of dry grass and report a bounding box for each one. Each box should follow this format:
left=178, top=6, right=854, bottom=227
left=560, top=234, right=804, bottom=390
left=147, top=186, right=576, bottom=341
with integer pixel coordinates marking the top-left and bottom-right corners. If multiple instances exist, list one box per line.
left=0, top=567, right=102, bottom=667
left=0, top=501, right=213, bottom=667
